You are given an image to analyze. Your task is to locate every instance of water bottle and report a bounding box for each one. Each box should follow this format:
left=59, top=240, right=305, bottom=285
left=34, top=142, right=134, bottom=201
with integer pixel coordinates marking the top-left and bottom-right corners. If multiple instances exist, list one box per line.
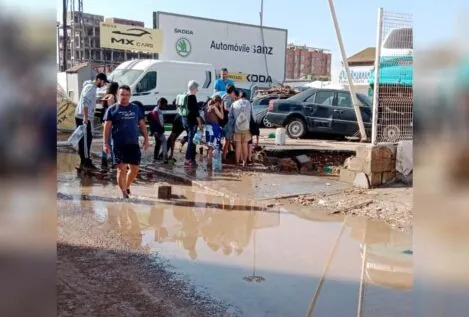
left=193, top=130, right=202, bottom=145
left=212, top=149, right=222, bottom=172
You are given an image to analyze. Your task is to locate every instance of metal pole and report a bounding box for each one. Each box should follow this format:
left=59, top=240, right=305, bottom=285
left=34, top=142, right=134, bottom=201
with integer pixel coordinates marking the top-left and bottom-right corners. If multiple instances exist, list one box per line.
left=259, top=0, right=271, bottom=87
left=62, top=0, right=68, bottom=71
left=327, top=0, right=367, bottom=141
left=357, top=243, right=368, bottom=317
left=305, top=219, right=347, bottom=317
left=371, top=8, right=384, bottom=145
left=356, top=220, right=368, bottom=317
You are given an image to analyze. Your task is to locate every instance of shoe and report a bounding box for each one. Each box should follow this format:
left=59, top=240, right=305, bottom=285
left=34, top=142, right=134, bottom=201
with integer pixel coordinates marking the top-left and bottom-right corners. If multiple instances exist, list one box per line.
left=127, top=188, right=131, bottom=196
left=163, top=160, right=169, bottom=164
left=122, top=190, right=129, bottom=199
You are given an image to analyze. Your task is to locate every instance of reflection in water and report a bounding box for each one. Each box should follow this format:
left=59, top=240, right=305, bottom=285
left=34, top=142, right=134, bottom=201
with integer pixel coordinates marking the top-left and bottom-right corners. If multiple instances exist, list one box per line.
left=107, top=203, right=142, bottom=249
left=107, top=194, right=279, bottom=263
left=347, top=217, right=413, bottom=290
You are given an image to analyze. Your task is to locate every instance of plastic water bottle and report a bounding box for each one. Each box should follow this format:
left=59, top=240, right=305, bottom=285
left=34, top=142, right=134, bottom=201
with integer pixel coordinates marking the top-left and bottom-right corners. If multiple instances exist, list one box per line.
left=275, top=127, right=286, bottom=145
left=212, top=149, right=222, bottom=172
left=193, top=130, right=202, bottom=145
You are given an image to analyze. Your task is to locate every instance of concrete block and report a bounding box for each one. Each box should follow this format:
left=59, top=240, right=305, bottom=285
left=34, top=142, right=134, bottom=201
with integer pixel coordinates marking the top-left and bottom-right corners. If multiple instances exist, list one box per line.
left=347, top=157, right=364, bottom=172
left=156, top=185, right=172, bottom=199
left=368, top=172, right=383, bottom=187
left=353, top=172, right=370, bottom=189
left=369, top=157, right=395, bottom=173
left=356, top=144, right=396, bottom=162
left=340, top=168, right=358, bottom=184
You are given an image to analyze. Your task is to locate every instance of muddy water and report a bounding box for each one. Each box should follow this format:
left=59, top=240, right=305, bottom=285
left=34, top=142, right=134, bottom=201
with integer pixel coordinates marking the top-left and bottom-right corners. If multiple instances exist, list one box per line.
left=57, top=153, right=412, bottom=317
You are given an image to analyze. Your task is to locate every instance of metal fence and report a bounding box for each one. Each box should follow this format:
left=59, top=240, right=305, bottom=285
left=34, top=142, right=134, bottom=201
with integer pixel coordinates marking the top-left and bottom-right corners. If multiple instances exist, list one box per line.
left=372, top=10, right=413, bottom=144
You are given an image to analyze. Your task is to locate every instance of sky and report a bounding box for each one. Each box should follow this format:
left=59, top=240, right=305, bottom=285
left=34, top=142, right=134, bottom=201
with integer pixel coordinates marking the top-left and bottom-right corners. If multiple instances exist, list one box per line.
left=43, top=0, right=469, bottom=73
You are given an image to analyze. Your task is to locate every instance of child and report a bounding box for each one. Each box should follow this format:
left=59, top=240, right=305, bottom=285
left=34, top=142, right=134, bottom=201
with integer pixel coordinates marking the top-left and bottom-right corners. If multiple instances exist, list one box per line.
left=148, top=97, right=169, bottom=163
left=204, top=95, right=224, bottom=167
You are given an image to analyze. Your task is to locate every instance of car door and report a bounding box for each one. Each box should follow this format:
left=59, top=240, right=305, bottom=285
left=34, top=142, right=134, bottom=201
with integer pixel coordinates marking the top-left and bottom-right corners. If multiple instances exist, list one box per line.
left=333, top=91, right=371, bottom=136
left=303, top=90, right=335, bottom=132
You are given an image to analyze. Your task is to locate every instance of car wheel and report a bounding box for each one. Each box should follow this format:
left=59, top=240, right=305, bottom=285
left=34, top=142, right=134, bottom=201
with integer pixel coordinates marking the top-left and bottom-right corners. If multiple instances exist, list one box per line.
left=286, top=118, right=306, bottom=139
left=255, top=109, right=268, bottom=126
left=262, top=117, right=273, bottom=128
left=382, top=125, right=401, bottom=143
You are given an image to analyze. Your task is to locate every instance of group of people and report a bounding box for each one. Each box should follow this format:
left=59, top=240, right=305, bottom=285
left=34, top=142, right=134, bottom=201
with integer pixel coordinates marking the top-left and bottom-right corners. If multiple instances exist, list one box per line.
left=74, top=68, right=261, bottom=199
left=153, top=67, right=260, bottom=169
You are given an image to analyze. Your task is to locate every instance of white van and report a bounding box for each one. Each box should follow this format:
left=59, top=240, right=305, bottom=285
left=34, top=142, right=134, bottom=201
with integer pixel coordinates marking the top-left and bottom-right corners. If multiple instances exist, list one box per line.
left=101, top=59, right=215, bottom=119
left=381, top=27, right=413, bottom=57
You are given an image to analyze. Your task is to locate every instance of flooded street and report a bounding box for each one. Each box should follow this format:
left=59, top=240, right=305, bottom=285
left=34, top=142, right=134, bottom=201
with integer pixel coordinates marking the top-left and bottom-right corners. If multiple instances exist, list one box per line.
left=57, top=153, right=412, bottom=316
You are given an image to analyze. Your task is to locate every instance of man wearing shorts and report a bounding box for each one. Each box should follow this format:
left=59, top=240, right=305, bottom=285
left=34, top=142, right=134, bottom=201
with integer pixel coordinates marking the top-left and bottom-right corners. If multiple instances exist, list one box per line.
left=103, top=85, right=149, bottom=199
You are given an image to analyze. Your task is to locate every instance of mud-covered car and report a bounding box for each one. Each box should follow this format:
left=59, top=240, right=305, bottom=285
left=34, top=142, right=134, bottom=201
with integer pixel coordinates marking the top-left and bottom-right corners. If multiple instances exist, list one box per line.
left=265, top=88, right=373, bottom=139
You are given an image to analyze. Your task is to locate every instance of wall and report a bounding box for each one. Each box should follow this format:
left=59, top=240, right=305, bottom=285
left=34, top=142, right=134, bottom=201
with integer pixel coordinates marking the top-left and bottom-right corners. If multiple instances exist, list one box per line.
left=155, top=12, right=287, bottom=85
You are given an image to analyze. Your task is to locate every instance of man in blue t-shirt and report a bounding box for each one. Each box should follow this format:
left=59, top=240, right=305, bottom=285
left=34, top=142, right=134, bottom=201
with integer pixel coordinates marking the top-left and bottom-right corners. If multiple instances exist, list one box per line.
left=214, top=67, right=235, bottom=94
left=103, top=85, right=150, bottom=199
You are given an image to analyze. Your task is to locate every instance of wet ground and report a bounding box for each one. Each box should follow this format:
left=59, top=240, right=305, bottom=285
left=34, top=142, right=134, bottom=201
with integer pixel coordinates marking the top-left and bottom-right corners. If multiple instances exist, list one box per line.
left=57, top=153, right=413, bottom=316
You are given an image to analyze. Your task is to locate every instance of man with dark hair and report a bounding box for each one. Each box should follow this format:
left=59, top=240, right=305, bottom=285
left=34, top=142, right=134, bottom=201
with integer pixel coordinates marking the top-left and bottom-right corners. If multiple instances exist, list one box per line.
left=214, top=67, right=235, bottom=94
left=103, top=85, right=150, bottom=199
left=75, top=72, right=109, bottom=169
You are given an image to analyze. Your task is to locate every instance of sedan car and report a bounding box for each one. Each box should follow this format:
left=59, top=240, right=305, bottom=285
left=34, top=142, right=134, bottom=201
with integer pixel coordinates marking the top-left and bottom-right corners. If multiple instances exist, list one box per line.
left=252, top=95, right=290, bottom=128
left=265, top=88, right=373, bottom=139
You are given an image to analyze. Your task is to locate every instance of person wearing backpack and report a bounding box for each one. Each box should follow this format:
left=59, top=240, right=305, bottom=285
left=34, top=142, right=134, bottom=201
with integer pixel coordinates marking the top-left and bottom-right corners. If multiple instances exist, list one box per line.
left=228, top=95, right=252, bottom=166
left=148, top=97, right=168, bottom=163
left=176, top=80, right=204, bottom=168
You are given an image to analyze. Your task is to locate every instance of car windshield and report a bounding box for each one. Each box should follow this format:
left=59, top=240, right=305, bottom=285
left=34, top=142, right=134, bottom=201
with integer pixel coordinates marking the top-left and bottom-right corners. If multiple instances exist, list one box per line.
left=107, top=69, right=144, bottom=86
left=286, top=88, right=315, bottom=102
left=383, top=27, right=413, bottom=49
left=357, top=93, right=372, bottom=107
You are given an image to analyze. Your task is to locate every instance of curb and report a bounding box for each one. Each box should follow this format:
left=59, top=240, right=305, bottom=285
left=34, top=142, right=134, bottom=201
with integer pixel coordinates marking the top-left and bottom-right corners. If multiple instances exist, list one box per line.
left=90, top=151, right=233, bottom=198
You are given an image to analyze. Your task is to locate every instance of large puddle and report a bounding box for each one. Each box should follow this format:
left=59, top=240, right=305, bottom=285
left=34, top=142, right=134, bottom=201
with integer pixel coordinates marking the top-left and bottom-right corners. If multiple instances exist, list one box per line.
left=57, top=153, right=412, bottom=316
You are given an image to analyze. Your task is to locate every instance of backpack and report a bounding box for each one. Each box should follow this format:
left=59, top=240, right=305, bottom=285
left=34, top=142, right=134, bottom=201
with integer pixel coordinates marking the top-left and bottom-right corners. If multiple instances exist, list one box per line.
left=235, top=100, right=250, bottom=132
left=147, top=109, right=164, bottom=134
left=175, top=93, right=189, bottom=117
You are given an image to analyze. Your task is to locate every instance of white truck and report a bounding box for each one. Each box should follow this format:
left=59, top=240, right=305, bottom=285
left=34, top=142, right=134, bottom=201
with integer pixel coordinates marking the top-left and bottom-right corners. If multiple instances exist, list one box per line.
left=97, top=59, right=215, bottom=122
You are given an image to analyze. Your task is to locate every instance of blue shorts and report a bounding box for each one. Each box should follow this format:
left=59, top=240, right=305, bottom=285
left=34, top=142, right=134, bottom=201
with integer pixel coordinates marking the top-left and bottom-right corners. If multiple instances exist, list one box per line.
left=113, top=144, right=141, bottom=166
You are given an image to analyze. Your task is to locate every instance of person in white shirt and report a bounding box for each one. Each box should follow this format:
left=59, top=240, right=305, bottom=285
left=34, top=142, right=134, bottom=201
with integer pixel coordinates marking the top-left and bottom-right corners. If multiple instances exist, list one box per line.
left=74, top=73, right=108, bottom=169
left=228, top=97, right=252, bottom=166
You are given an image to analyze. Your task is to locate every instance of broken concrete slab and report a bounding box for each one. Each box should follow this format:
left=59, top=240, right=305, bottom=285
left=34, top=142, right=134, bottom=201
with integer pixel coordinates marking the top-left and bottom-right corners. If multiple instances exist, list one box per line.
left=353, top=172, right=370, bottom=189
left=396, top=141, right=413, bottom=176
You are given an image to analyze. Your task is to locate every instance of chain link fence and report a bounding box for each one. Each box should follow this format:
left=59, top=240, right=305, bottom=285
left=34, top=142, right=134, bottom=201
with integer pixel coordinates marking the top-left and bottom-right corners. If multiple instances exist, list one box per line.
left=372, top=10, right=413, bottom=143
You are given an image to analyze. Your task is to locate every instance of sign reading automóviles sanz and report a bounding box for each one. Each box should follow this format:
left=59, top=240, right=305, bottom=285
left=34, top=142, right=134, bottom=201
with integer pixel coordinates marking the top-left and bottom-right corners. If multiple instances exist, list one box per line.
left=339, top=66, right=373, bottom=85
left=154, top=11, right=287, bottom=84
left=100, top=22, right=164, bottom=53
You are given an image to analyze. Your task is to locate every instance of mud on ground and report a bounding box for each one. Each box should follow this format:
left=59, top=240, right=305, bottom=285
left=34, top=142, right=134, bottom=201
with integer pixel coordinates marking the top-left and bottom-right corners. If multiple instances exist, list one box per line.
left=57, top=201, right=237, bottom=317
left=291, top=186, right=413, bottom=233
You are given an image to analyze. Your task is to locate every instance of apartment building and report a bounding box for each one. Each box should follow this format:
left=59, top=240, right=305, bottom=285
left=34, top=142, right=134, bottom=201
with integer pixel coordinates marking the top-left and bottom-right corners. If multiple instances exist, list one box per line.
left=58, top=12, right=153, bottom=73
left=285, top=44, right=332, bottom=80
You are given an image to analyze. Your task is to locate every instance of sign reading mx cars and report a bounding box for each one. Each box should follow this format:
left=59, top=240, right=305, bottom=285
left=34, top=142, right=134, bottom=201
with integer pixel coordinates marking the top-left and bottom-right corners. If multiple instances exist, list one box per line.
left=100, top=23, right=164, bottom=53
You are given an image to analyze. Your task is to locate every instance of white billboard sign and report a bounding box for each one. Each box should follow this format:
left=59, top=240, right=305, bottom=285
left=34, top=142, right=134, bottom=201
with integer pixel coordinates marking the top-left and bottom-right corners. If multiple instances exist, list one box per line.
left=154, top=12, right=288, bottom=84
left=338, top=65, right=373, bottom=86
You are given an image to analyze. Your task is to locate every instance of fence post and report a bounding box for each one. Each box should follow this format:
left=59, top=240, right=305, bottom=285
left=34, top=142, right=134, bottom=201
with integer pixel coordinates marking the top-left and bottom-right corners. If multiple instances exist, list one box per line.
left=371, top=8, right=384, bottom=145
left=327, top=0, right=367, bottom=141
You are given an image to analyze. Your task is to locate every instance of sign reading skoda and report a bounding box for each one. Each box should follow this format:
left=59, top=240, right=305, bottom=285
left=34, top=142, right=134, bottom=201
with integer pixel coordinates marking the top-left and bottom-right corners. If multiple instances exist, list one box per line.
left=175, top=37, right=192, bottom=57
left=154, top=11, right=288, bottom=84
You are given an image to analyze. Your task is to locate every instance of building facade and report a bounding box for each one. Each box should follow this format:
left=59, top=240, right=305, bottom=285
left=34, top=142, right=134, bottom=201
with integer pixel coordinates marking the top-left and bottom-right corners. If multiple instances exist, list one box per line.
left=57, top=12, right=153, bottom=73
left=286, top=44, right=331, bottom=80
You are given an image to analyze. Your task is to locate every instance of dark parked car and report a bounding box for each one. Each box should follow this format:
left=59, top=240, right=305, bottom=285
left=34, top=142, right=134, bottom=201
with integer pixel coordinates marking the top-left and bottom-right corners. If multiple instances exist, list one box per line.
left=253, top=95, right=290, bottom=128
left=265, top=88, right=372, bottom=139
